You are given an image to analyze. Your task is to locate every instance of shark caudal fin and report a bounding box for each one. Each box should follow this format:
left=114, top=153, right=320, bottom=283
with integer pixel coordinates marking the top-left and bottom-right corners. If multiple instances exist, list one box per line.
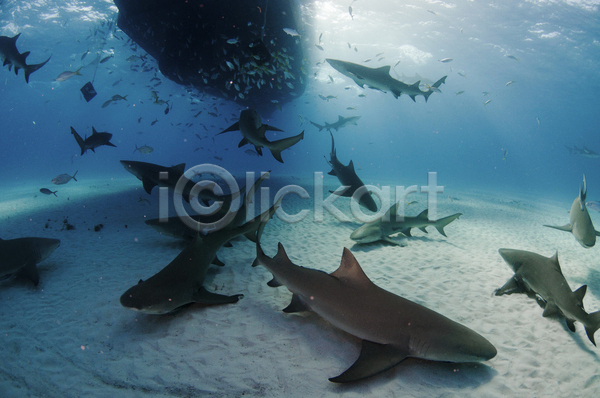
left=70, top=126, right=87, bottom=155
left=585, top=310, right=600, bottom=346
left=434, top=213, right=463, bottom=237
left=310, top=121, right=325, bottom=131
left=268, top=131, right=304, bottom=163
left=24, top=55, right=51, bottom=83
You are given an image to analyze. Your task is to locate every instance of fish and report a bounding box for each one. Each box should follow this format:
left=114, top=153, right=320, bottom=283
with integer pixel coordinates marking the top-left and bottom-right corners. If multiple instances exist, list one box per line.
left=495, top=248, right=600, bottom=345
left=326, top=58, right=446, bottom=102
left=120, top=195, right=281, bottom=315
left=133, top=144, right=153, bottom=154
left=310, top=115, right=360, bottom=132
left=586, top=201, right=600, bottom=212
left=39, top=188, right=57, bottom=197
left=0, top=33, right=51, bottom=83
left=438, top=58, right=453, bottom=63
left=502, top=150, right=507, bottom=161
left=349, top=6, right=354, bottom=20
left=245, top=149, right=259, bottom=156
left=70, top=126, right=116, bottom=155
left=55, top=66, right=83, bottom=82
left=315, top=44, right=324, bottom=51
left=326, top=132, right=377, bottom=213
left=544, top=175, right=600, bottom=248
left=217, top=109, right=304, bottom=163
left=283, top=28, right=300, bottom=37
left=506, top=79, right=515, bottom=86
left=350, top=206, right=462, bottom=245
left=253, top=237, right=497, bottom=382
left=0, top=237, right=61, bottom=285
left=483, top=100, right=492, bottom=106
left=51, top=171, right=78, bottom=185
left=455, top=90, right=465, bottom=95
left=99, top=55, right=113, bottom=63
left=505, top=55, right=520, bottom=61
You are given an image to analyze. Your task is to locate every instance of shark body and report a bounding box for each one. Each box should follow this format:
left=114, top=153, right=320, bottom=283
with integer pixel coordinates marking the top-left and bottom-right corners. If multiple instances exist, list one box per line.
left=326, top=58, right=447, bottom=102
left=565, top=145, right=599, bottom=158
left=544, top=175, right=599, bottom=248
left=310, top=115, right=360, bottom=132
left=71, top=127, right=116, bottom=155
left=0, top=34, right=51, bottom=83
left=350, top=205, right=461, bottom=245
left=0, top=237, right=61, bottom=286
left=326, top=132, right=377, bottom=212
left=253, top=239, right=496, bottom=382
left=218, top=109, right=304, bottom=163
left=495, top=248, right=600, bottom=346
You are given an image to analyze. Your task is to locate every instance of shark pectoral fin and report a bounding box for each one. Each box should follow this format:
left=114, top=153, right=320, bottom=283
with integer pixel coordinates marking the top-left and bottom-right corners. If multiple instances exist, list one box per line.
left=141, top=177, right=157, bottom=194
left=542, top=302, right=559, bottom=317
left=223, top=241, right=233, bottom=248
left=418, top=227, right=428, bottom=234
left=282, top=294, right=310, bottom=313
left=398, top=228, right=412, bottom=237
left=494, top=277, right=523, bottom=296
left=329, top=341, right=409, bottom=383
left=217, top=122, right=240, bottom=135
left=595, top=230, right=600, bottom=237
left=255, top=146, right=263, bottom=156
left=408, top=95, right=416, bottom=102
left=543, top=224, right=572, bottom=232
left=192, top=287, right=243, bottom=305
left=211, top=256, right=225, bottom=267
left=243, top=231, right=257, bottom=243
left=584, top=311, right=600, bottom=346
left=327, top=170, right=337, bottom=176
left=267, top=276, right=283, bottom=288
left=15, top=260, right=40, bottom=286
left=565, top=318, right=576, bottom=332
left=263, top=124, right=284, bottom=132
left=238, top=138, right=250, bottom=148
left=383, top=236, right=406, bottom=246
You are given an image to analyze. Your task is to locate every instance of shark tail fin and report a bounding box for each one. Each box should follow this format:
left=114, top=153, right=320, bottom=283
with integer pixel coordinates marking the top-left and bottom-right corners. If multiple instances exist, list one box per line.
left=24, top=55, right=51, bottom=83
left=71, top=170, right=78, bottom=182
left=434, top=213, right=463, bottom=237
left=70, top=126, right=86, bottom=155
left=268, top=131, right=304, bottom=163
left=310, top=121, right=325, bottom=131
left=585, top=310, right=600, bottom=346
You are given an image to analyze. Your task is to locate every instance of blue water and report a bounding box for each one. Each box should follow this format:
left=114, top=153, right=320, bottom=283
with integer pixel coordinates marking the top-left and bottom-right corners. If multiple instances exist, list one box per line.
left=1, top=0, right=599, bottom=205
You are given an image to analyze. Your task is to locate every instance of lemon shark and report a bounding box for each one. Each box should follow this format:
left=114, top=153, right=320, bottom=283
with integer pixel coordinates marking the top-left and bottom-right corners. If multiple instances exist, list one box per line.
left=326, top=132, right=378, bottom=213
left=495, top=248, right=600, bottom=346
left=350, top=205, right=462, bottom=245
left=217, top=109, right=304, bottom=163
left=120, top=196, right=282, bottom=315
left=544, top=175, right=600, bottom=248
left=0, top=33, right=51, bottom=83
left=326, top=58, right=447, bottom=102
left=71, top=126, right=116, bottom=155
left=310, top=115, right=360, bottom=132
left=253, top=235, right=497, bottom=382
left=0, top=237, right=61, bottom=286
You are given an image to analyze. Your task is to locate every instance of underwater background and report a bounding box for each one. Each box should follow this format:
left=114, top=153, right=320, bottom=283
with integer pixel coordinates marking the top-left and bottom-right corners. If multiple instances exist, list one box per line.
left=2, top=0, right=600, bottom=397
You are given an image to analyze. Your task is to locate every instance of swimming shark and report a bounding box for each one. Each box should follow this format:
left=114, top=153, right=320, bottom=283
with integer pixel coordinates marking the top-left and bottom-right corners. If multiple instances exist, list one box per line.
left=217, top=109, right=304, bottom=163
left=326, top=58, right=447, bottom=102
left=253, top=235, right=497, bottom=382
left=544, top=175, right=600, bottom=248
left=0, top=33, right=51, bottom=83
left=326, top=132, right=378, bottom=212
left=120, top=195, right=282, bottom=315
left=71, top=126, right=116, bottom=155
left=565, top=145, right=599, bottom=159
left=0, top=237, right=61, bottom=286
left=495, top=248, right=600, bottom=346
left=350, top=206, right=462, bottom=245
left=310, top=115, right=360, bottom=132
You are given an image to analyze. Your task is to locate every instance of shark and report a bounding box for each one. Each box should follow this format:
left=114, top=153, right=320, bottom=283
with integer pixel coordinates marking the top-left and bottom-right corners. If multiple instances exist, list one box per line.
left=0, top=237, right=61, bottom=286
left=0, top=33, right=51, bottom=83
left=544, top=175, right=600, bottom=248
left=565, top=145, right=599, bottom=159
left=120, top=194, right=282, bottom=315
left=326, top=58, right=447, bottom=102
left=350, top=206, right=462, bottom=245
left=253, top=235, right=497, bottom=382
left=217, top=109, right=304, bottom=163
left=495, top=248, right=600, bottom=346
left=71, top=126, right=116, bottom=155
left=310, top=115, right=360, bottom=132
left=326, top=132, right=378, bottom=213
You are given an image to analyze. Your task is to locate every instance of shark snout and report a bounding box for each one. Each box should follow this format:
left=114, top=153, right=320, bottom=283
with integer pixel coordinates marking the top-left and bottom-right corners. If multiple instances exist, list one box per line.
left=350, top=224, right=381, bottom=243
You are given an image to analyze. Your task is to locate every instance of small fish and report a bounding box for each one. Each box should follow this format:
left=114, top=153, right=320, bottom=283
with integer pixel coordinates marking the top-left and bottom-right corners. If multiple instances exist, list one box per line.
left=298, top=114, right=303, bottom=125
left=394, top=60, right=401, bottom=67
left=484, top=99, right=492, bottom=106
left=536, top=117, right=540, bottom=125
left=347, top=42, right=352, bottom=49
left=138, top=117, right=142, bottom=123
left=363, top=58, right=371, bottom=63
left=455, top=91, right=465, bottom=95
left=52, top=171, right=78, bottom=185
left=358, top=94, right=367, bottom=98
left=506, top=79, right=515, bottom=86
left=138, top=197, right=150, bottom=205
left=458, top=72, right=466, bottom=78
left=100, top=55, right=113, bottom=64
left=506, top=55, right=520, bottom=61
left=375, top=52, right=385, bottom=57
left=214, top=156, right=223, bottom=161
left=346, top=107, right=356, bottom=110
left=56, top=67, right=83, bottom=82
left=406, top=200, right=418, bottom=206
left=151, top=119, right=159, bottom=126
left=226, top=38, right=239, bottom=44
left=101, top=100, right=113, bottom=108
left=112, top=78, right=122, bottom=87
left=482, top=91, right=491, bottom=96
left=40, top=188, right=57, bottom=197
left=349, top=6, right=354, bottom=20
left=133, top=144, right=153, bottom=154
left=428, top=10, right=437, bottom=15
left=112, top=94, right=128, bottom=101
left=502, top=150, right=507, bottom=161
left=318, top=33, right=323, bottom=44
left=315, top=44, right=324, bottom=51
left=245, top=149, right=259, bottom=156
left=283, top=28, right=300, bottom=37
left=586, top=201, right=600, bottom=212
left=438, top=58, right=453, bottom=63
left=81, top=50, right=89, bottom=61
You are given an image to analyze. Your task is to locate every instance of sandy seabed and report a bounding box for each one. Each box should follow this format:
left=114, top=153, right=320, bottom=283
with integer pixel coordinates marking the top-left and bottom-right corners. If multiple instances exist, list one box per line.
left=1, top=177, right=600, bottom=398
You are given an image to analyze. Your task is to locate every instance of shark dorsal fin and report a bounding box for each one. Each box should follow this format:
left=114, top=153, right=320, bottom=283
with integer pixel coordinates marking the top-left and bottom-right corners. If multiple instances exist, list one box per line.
left=171, top=163, right=186, bottom=175
left=92, top=127, right=98, bottom=135
left=331, top=248, right=373, bottom=286
left=337, top=116, right=345, bottom=122
left=574, top=285, right=587, bottom=305
left=376, top=65, right=391, bottom=75
left=274, top=242, right=292, bottom=264
left=550, top=251, right=564, bottom=275
left=348, top=160, right=355, bottom=171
